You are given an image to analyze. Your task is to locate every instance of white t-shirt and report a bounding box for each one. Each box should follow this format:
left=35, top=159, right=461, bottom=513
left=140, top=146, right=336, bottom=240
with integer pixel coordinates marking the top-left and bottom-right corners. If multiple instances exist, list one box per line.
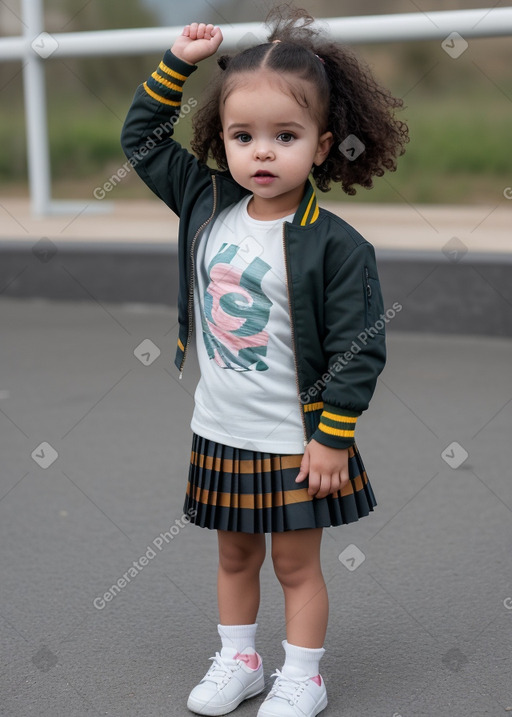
left=190, top=195, right=305, bottom=453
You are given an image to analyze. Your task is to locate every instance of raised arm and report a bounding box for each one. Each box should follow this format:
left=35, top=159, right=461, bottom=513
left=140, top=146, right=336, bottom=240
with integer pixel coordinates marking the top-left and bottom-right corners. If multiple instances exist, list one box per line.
left=120, top=24, right=223, bottom=214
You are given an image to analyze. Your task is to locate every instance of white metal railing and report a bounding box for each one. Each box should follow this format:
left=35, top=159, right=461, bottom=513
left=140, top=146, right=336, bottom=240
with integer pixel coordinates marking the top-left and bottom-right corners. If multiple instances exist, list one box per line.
left=2, top=1, right=512, bottom=215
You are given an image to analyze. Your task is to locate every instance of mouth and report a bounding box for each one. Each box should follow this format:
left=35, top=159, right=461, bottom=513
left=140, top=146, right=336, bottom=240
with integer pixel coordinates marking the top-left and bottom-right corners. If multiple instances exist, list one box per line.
left=253, top=170, right=276, bottom=184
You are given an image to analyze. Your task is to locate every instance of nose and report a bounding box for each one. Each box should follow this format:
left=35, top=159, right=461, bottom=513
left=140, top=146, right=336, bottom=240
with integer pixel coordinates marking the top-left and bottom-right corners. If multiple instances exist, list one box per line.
left=254, top=144, right=274, bottom=160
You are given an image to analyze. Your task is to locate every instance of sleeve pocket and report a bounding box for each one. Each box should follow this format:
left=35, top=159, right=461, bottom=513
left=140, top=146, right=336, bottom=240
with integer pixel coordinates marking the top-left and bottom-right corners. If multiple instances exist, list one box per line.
left=364, top=265, right=385, bottom=331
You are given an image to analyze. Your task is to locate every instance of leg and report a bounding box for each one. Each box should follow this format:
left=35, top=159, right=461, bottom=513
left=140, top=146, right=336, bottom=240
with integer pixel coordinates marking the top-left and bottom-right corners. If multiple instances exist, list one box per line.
left=188, top=530, right=266, bottom=715
left=217, top=529, right=266, bottom=624
left=271, top=528, right=327, bottom=648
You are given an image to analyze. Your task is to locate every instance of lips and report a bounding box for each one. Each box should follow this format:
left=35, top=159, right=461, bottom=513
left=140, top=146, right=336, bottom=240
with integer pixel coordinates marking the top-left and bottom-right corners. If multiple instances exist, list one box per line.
left=253, top=170, right=276, bottom=185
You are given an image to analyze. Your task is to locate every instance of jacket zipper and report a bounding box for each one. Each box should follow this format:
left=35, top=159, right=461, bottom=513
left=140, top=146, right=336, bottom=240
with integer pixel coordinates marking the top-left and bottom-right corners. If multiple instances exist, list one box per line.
left=179, top=175, right=218, bottom=379
left=282, top=225, right=308, bottom=448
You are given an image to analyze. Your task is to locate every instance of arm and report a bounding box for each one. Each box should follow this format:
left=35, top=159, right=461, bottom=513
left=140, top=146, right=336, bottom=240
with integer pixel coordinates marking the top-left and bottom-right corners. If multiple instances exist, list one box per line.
left=297, top=240, right=386, bottom=498
left=312, top=240, right=386, bottom=449
left=120, top=24, right=223, bottom=213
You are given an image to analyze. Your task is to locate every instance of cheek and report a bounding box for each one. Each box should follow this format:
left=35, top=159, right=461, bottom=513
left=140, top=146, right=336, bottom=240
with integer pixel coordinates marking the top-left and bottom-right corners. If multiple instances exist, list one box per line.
left=223, top=146, right=243, bottom=174
left=225, top=143, right=244, bottom=162
left=223, top=144, right=234, bottom=163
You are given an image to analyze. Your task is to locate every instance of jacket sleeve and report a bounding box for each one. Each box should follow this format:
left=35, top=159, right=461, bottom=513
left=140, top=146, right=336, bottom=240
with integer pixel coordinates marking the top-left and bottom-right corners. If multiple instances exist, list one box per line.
left=310, top=240, right=386, bottom=450
left=120, top=49, right=210, bottom=215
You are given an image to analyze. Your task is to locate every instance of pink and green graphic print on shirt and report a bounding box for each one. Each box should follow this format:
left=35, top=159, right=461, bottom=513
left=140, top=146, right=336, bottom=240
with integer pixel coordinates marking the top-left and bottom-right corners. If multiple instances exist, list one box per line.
left=201, top=243, right=272, bottom=372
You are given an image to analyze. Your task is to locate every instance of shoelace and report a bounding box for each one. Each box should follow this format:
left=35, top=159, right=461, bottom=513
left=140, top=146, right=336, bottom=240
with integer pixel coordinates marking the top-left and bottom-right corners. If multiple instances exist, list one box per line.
left=203, top=652, right=240, bottom=689
left=267, top=669, right=310, bottom=704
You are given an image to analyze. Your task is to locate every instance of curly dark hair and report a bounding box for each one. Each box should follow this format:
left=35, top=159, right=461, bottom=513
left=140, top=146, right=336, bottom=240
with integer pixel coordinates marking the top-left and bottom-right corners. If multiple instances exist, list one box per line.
left=191, top=4, right=409, bottom=195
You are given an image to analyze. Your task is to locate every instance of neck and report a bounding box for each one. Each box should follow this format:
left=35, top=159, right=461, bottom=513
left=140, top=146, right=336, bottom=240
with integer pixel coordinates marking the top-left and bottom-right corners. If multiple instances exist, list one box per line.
left=247, top=185, right=306, bottom=221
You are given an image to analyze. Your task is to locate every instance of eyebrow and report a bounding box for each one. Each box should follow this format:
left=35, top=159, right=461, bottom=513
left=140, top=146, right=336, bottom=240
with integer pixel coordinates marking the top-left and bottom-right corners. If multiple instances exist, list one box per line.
left=226, top=121, right=306, bottom=131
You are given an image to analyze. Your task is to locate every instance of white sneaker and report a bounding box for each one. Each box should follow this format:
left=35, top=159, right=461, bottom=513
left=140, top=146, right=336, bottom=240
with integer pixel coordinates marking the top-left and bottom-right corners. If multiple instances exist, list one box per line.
left=187, top=646, right=265, bottom=716
left=257, top=667, right=328, bottom=717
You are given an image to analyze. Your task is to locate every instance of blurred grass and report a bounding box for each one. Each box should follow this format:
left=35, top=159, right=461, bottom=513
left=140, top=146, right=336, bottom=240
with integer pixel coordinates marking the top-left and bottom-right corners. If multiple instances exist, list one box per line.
left=336, top=90, right=512, bottom=204
left=1, top=85, right=511, bottom=205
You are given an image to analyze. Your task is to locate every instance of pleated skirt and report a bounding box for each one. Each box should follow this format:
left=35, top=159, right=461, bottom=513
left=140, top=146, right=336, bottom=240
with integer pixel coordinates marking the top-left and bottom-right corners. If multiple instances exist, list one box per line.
left=183, top=432, right=377, bottom=533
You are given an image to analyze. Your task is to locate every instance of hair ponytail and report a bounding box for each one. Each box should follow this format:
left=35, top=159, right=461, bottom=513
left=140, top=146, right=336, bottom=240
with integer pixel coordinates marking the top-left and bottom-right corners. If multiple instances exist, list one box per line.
left=310, top=34, right=409, bottom=194
left=217, top=55, right=231, bottom=71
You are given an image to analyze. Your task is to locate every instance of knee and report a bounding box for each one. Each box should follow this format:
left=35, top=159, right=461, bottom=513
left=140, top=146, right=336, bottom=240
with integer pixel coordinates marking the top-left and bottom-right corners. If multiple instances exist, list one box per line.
left=219, top=538, right=265, bottom=575
left=272, top=547, right=310, bottom=588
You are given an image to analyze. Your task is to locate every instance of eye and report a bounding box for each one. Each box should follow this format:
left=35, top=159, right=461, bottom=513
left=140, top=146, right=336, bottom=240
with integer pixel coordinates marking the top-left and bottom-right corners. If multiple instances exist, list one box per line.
left=277, top=132, right=295, bottom=143
left=235, top=133, right=252, bottom=144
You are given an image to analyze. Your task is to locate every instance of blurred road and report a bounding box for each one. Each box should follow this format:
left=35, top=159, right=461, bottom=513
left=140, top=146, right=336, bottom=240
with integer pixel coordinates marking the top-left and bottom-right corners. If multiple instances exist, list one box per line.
left=1, top=197, right=511, bottom=253
left=1, top=297, right=511, bottom=716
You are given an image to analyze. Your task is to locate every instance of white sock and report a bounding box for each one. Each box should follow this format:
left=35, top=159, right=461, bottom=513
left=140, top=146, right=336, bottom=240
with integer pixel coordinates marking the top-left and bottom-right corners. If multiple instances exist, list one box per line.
left=217, top=623, right=258, bottom=653
left=282, top=639, right=325, bottom=678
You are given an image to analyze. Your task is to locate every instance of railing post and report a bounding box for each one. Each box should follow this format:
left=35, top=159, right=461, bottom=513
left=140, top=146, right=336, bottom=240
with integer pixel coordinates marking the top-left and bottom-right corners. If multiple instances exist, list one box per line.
left=22, top=0, right=51, bottom=216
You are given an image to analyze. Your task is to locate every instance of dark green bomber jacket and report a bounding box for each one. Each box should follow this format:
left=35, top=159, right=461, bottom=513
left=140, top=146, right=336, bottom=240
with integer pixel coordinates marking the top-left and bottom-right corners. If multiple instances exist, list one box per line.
left=121, top=50, right=387, bottom=451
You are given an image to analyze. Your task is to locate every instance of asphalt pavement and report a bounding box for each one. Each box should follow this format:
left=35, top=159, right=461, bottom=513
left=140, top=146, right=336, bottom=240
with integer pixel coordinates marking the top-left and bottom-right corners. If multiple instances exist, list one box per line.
left=1, top=297, right=511, bottom=717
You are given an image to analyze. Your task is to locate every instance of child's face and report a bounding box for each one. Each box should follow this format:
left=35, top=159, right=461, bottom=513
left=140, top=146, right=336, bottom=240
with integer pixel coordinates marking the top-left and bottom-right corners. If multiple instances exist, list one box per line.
left=220, top=72, right=333, bottom=220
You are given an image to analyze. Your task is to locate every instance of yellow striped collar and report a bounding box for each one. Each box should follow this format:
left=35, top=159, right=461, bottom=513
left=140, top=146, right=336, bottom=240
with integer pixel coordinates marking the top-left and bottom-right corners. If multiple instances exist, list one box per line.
left=293, top=180, right=320, bottom=226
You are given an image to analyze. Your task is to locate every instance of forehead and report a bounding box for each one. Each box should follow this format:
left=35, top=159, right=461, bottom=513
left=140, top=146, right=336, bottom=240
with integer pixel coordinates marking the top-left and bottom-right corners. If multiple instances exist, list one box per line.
left=221, top=70, right=321, bottom=125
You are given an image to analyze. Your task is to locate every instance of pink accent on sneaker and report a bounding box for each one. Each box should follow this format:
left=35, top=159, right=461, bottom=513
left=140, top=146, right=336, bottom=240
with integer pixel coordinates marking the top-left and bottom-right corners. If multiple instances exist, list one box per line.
left=311, top=674, right=322, bottom=686
left=234, top=652, right=262, bottom=671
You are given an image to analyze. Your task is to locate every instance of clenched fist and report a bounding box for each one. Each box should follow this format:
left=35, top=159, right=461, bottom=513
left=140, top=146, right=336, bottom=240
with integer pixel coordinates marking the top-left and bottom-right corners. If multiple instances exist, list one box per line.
left=172, top=23, right=223, bottom=65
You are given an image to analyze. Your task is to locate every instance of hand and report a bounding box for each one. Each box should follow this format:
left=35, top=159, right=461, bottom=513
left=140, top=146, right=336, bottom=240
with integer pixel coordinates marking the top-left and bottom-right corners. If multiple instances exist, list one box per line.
left=171, top=23, right=223, bottom=65
left=295, top=439, right=350, bottom=499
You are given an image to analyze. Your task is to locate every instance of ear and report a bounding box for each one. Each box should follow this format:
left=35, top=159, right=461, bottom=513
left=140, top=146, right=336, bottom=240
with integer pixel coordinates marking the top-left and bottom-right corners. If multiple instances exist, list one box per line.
left=313, top=131, right=334, bottom=166
left=219, top=130, right=224, bottom=142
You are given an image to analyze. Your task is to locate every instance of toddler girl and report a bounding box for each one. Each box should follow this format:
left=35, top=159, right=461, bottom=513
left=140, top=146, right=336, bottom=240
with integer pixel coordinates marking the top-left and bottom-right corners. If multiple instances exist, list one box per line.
left=122, top=6, right=408, bottom=716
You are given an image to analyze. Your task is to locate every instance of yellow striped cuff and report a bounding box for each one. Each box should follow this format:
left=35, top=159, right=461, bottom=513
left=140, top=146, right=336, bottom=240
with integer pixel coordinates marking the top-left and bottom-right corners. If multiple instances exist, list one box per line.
left=151, top=71, right=182, bottom=93
left=321, top=411, right=357, bottom=423
left=143, top=82, right=181, bottom=106
left=318, top=410, right=358, bottom=439
left=304, top=401, right=323, bottom=413
left=158, top=60, right=187, bottom=82
left=318, top=424, right=356, bottom=438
